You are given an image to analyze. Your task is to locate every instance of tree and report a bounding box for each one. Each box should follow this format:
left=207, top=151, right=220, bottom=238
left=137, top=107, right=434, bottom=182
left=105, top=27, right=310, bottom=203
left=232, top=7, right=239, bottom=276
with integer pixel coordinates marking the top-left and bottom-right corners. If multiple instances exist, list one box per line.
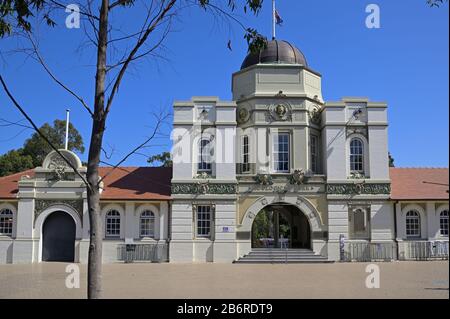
left=22, top=119, right=84, bottom=167
left=0, top=119, right=84, bottom=176
left=0, top=0, right=266, bottom=299
left=0, top=149, right=33, bottom=176
left=148, top=151, right=172, bottom=167
left=427, top=0, right=448, bottom=7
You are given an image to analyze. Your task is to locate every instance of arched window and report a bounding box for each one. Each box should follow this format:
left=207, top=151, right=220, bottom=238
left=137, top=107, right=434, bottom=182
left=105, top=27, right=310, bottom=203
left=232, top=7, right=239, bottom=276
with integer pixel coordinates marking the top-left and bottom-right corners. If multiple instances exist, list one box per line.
left=140, top=210, right=155, bottom=238
left=350, top=138, right=364, bottom=173
left=198, top=138, right=212, bottom=172
left=440, top=210, right=449, bottom=237
left=0, top=209, right=13, bottom=236
left=406, top=210, right=421, bottom=238
left=105, top=210, right=121, bottom=238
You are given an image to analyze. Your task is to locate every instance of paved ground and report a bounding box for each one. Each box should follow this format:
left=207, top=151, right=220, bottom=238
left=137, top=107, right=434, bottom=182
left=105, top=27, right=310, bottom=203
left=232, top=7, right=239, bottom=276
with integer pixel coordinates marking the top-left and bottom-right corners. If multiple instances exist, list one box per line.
left=0, top=261, right=448, bottom=299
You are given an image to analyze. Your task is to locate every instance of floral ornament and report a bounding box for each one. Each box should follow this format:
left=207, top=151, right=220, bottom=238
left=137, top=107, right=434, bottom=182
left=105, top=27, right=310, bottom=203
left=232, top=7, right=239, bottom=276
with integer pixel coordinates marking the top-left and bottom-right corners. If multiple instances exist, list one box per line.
left=289, top=169, right=306, bottom=185
left=253, top=174, right=274, bottom=185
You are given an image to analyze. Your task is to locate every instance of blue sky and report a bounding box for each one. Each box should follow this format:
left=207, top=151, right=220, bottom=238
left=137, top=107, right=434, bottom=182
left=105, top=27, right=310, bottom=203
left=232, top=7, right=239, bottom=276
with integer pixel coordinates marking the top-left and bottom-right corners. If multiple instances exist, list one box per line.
left=0, top=0, right=448, bottom=168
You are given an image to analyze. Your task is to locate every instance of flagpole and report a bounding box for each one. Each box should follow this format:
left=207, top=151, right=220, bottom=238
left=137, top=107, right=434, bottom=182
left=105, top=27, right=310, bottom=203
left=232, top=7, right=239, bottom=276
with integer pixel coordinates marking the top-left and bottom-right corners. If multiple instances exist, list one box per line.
left=272, top=0, right=276, bottom=40
left=65, top=109, right=70, bottom=150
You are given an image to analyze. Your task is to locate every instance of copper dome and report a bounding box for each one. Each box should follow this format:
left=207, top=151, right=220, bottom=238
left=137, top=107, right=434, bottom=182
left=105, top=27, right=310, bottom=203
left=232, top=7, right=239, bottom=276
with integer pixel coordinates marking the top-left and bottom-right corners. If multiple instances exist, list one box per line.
left=241, top=40, right=307, bottom=70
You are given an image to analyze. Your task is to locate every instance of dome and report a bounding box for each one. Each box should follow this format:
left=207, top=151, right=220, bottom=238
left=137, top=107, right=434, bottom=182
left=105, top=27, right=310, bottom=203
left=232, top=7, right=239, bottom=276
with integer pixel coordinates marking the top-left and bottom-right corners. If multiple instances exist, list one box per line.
left=241, top=39, right=307, bottom=70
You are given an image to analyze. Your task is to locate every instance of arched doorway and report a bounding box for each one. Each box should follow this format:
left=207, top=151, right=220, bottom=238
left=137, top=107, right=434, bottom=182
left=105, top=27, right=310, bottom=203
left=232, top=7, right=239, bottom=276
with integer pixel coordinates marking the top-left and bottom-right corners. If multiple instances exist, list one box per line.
left=251, top=204, right=311, bottom=249
left=42, top=211, right=76, bottom=262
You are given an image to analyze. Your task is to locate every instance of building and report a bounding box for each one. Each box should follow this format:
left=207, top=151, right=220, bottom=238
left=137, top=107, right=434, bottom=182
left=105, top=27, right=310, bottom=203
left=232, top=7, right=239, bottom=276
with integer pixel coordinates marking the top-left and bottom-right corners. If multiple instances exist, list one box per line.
left=0, top=40, right=448, bottom=264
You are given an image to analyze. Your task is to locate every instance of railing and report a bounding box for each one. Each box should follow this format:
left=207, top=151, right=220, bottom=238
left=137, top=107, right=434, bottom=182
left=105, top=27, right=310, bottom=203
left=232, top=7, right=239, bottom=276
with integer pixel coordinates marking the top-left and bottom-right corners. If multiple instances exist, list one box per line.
left=343, top=242, right=396, bottom=262
left=400, top=241, right=449, bottom=261
left=117, top=243, right=169, bottom=263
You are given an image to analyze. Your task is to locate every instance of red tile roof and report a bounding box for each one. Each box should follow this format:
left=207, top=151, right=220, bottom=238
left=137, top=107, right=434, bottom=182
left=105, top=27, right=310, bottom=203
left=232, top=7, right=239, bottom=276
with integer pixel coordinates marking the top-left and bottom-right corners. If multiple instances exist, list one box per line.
left=0, top=167, right=172, bottom=200
left=0, top=169, right=35, bottom=199
left=390, top=168, right=449, bottom=200
left=98, top=167, right=171, bottom=200
left=2, top=167, right=448, bottom=201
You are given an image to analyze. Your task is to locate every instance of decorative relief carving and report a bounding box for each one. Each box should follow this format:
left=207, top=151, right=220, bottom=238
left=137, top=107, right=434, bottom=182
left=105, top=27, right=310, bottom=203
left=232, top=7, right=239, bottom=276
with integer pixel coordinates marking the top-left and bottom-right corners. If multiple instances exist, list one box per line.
left=349, top=172, right=366, bottom=179
left=347, top=127, right=368, bottom=138
left=253, top=174, right=274, bottom=186
left=309, top=104, right=322, bottom=124
left=171, top=183, right=238, bottom=195
left=237, top=107, right=251, bottom=124
left=288, top=169, right=306, bottom=185
left=267, top=102, right=292, bottom=122
left=34, top=199, right=83, bottom=223
left=326, top=183, right=391, bottom=195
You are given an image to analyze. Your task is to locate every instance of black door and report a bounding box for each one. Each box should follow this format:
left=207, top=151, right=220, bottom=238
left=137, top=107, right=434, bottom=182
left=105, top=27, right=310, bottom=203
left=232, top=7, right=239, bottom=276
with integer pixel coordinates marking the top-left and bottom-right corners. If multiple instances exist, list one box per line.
left=42, top=212, right=75, bottom=262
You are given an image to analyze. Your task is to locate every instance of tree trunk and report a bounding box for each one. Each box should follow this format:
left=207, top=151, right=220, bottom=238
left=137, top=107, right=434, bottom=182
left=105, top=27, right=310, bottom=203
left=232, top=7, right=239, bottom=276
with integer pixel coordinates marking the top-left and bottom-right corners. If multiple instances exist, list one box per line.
left=87, top=0, right=109, bottom=299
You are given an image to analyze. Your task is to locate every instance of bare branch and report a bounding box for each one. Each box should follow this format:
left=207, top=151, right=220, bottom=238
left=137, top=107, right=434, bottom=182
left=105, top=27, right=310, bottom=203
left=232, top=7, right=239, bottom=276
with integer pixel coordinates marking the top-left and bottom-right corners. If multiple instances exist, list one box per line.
left=26, top=34, right=94, bottom=117
left=0, top=75, right=91, bottom=189
left=97, top=111, right=170, bottom=185
left=104, top=0, right=177, bottom=116
left=47, top=0, right=100, bottom=21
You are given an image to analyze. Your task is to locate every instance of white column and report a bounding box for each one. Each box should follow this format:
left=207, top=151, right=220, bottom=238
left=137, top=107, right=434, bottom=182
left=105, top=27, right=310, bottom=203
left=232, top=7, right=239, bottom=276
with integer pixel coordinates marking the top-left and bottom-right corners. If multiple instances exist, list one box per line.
left=16, top=199, right=34, bottom=239
left=395, top=202, right=403, bottom=240
left=124, top=202, right=135, bottom=240
left=13, top=198, right=35, bottom=263
left=426, top=202, right=437, bottom=240
left=82, top=199, right=90, bottom=239
left=160, top=202, right=168, bottom=241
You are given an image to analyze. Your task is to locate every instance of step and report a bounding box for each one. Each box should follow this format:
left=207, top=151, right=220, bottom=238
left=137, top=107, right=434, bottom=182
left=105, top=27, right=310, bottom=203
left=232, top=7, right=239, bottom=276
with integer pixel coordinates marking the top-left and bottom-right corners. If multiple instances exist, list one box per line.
left=246, top=252, right=318, bottom=256
left=234, top=249, right=333, bottom=264
left=234, top=259, right=333, bottom=264
left=242, top=255, right=326, bottom=260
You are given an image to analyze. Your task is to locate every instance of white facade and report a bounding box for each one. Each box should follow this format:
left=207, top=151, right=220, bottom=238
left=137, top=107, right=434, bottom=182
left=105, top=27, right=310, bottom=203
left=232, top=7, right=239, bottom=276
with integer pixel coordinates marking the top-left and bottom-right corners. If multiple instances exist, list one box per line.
left=0, top=40, right=447, bottom=264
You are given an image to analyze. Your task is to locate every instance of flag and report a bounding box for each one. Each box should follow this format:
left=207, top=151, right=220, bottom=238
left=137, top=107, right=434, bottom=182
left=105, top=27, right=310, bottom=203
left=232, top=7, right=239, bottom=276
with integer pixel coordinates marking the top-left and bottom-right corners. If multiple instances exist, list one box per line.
left=275, top=9, right=283, bottom=26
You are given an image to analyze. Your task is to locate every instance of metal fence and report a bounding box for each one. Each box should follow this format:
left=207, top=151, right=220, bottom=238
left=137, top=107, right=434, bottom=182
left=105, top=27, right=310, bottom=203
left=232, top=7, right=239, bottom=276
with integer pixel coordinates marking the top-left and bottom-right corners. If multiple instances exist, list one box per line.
left=400, top=241, right=449, bottom=261
left=343, top=242, right=397, bottom=262
left=117, top=243, right=169, bottom=263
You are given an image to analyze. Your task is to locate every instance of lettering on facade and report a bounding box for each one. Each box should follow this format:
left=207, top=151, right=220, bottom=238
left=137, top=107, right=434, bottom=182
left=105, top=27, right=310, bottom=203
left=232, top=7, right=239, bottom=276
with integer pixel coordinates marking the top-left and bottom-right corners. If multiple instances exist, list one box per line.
left=326, top=183, right=391, bottom=195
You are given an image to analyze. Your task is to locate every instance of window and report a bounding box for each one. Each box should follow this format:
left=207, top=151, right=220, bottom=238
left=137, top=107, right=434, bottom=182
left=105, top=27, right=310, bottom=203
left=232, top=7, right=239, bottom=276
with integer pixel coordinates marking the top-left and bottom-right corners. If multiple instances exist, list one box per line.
left=0, top=209, right=13, bottom=236
left=198, top=138, right=212, bottom=172
left=273, top=133, right=290, bottom=173
left=196, top=205, right=212, bottom=238
left=350, top=138, right=364, bottom=173
left=140, top=210, right=155, bottom=238
left=353, top=209, right=366, bottom=233
left=311, top=135, right=319, bottom=174
left=406, top=210, right=421, bottom=238
left=440, top=210, right=449, bottom=237
left=242, top=135, right=250, bottom=173
left=105, top=210, right=121, bottom=238
left=349, top=208, right=370, bottom=239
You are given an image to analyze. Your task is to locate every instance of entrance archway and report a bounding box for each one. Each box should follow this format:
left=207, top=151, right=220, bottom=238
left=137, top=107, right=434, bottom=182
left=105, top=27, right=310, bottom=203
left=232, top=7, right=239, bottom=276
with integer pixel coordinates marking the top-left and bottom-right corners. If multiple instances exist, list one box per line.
left=42, top=211, right=76, bottom=262
left=251, top=204, right=311, bottom=249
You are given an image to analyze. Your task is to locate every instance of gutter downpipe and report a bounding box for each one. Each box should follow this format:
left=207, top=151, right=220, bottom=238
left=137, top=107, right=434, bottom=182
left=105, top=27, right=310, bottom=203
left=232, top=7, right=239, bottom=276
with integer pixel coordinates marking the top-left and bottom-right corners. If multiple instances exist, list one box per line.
left=393, top=200, right=399, bottom=260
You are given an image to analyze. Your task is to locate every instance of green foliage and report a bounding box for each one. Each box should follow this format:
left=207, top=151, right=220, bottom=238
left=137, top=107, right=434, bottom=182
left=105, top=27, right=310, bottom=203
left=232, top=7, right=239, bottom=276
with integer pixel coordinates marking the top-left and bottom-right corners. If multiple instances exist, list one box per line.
left=244, top=27, right=267, bottom=54
left=0, top=149, right=33, bottom=176
left=0, top=0, right=54, bottom=37
left=427, top=0, right=448, bottom=7
left=252, top=209, right=272, bottom=247
left=22, top=119, right=84, bottom=167
left=0, top=119, right=85, bottom=176
left=147, top=151, right=172, bottom=167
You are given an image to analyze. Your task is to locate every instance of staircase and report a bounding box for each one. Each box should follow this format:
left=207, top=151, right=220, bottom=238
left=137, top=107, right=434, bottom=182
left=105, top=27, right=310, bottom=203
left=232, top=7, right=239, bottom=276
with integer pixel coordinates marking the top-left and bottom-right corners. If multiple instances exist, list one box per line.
left=234, top=248, right=332, bottom=264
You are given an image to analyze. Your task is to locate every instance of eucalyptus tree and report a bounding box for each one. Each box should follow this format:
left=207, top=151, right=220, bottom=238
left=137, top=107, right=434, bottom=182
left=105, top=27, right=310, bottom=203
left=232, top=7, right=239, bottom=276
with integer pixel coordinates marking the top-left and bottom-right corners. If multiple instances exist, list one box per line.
left=0, top=0, right=266, bottom=298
